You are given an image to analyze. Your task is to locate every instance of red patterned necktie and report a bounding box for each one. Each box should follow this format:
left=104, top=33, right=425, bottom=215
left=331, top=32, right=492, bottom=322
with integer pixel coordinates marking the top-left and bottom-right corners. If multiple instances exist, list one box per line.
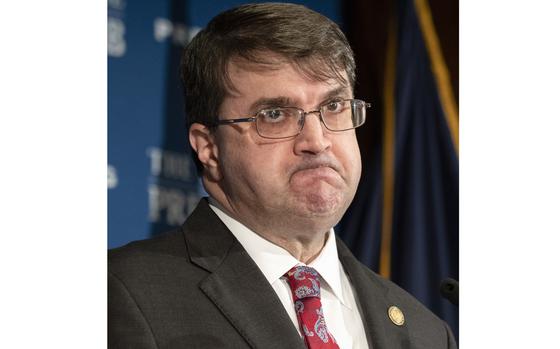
left=285, top=266, right=340, bottom=349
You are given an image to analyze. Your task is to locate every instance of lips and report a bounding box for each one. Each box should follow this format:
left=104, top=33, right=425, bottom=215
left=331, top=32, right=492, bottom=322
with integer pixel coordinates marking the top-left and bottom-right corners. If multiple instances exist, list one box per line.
left=290, top=165, right=342, bottom=187
left=296, top=166, right=337, bottom=176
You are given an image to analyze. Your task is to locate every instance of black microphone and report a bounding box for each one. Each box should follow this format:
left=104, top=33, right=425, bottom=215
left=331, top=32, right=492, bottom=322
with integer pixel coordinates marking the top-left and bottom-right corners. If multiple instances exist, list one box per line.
left=440, top=278, right=459, bottom=306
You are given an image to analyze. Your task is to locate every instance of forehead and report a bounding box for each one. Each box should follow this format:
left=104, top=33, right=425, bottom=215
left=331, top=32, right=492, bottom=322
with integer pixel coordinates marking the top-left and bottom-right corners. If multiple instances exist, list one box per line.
left=222, top=58, right=352, bottom=111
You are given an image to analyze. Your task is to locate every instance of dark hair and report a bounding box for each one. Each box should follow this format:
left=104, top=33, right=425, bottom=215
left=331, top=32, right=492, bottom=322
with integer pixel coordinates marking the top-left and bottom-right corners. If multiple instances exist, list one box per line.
left=180, top=2, right=356, bottom=174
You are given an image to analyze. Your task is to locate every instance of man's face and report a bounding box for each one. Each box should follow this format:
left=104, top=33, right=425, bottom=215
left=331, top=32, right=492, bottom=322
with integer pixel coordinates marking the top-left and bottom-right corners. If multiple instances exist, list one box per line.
left=207, top=60, right=362, bottom=235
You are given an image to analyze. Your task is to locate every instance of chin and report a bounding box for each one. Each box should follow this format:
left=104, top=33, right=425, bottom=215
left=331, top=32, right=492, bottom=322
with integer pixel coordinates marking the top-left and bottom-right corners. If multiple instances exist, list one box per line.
left=296, top=192, right=347, bottom=219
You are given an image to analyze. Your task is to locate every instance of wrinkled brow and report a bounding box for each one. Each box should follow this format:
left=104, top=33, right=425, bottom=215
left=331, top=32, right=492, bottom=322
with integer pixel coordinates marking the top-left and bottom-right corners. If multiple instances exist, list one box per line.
left=248, top=86, right=352, bottom=114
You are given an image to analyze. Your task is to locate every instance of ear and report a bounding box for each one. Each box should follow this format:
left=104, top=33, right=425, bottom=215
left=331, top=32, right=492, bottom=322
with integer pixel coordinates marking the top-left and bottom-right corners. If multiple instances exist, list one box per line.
left=189, top=123, right=222, bottom=181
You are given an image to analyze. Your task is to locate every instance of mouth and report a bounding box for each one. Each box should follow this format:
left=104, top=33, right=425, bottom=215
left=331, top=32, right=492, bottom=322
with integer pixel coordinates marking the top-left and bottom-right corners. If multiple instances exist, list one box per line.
left=290, top=161, right=343, bottom=186
left=292, top=158, right=341, bottom=174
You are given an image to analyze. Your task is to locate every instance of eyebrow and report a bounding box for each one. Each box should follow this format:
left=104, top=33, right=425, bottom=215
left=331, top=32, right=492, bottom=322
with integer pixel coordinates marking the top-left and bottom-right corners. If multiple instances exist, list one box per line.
left=249, top=97, right=293, bottom=113
left=319, top=86, right=352, bottom=105
left=248, top=86, right=352, bottom=113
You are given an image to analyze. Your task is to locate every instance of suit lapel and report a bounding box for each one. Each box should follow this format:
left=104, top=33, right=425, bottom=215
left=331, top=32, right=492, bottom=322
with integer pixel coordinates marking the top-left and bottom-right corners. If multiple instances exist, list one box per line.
left=337, top=238, right=411, bottom=349
left=182, top=200, right=305, bottom=349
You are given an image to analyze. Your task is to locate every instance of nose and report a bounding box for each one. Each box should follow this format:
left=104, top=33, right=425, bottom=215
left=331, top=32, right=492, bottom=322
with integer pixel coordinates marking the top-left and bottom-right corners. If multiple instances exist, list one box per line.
left=293, top=111, right=331, bottom=155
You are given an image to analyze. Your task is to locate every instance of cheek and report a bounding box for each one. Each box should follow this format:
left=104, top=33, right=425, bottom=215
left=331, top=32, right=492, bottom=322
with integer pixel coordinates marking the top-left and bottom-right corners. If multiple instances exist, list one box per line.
left=252, top=152, right=287, bottom=185
left=337, top=138, right=362, bottom=178
left=223, top=146, right=286, bottom=189
left=253, top=142, right=293, bottom=175
left=353, top=144, right=362, bottom=174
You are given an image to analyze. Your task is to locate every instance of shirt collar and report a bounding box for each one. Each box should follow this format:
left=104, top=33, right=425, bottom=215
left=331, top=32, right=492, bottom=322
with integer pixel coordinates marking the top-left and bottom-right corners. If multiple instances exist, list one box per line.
left=307, top=228, right=348, bottom=308
left=208, top=199, right=298, bottom=285
left=208, top=199, right=350, bottom=308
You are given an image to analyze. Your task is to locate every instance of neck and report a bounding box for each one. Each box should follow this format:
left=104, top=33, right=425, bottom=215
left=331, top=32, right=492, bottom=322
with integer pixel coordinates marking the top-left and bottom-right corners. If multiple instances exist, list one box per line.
left=261, top=230, right=330, bottom=264
left=207, top=195, right=330, bottom=264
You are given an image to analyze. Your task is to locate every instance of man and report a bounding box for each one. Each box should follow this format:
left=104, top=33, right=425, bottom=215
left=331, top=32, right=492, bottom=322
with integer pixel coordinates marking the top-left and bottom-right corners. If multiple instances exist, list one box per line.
left=109, top=3, right=457, bottom=348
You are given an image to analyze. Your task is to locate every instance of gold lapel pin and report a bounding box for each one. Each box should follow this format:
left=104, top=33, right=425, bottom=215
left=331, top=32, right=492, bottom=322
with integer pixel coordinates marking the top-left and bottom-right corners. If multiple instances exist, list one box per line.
left=388, top=305, right=405, bottom=326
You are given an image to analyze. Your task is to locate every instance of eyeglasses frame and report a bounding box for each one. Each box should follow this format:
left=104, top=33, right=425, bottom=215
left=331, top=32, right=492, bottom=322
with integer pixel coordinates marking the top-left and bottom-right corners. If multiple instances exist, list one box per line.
left=212, top=98, right=371, bottom=139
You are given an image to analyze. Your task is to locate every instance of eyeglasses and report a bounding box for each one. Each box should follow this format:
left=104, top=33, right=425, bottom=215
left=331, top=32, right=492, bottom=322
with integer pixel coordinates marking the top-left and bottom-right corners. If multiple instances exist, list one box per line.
left=214, top=99, right=371, bottom=139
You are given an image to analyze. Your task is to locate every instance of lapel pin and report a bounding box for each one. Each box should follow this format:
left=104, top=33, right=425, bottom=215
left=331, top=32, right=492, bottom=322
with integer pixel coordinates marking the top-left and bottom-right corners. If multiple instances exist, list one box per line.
left=388, top=305, right=405, bottom=326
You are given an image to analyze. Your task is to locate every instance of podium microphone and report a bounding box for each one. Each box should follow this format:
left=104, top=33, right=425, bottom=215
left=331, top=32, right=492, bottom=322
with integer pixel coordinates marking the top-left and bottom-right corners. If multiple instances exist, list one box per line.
left=440, top=278, right=459, bottom=306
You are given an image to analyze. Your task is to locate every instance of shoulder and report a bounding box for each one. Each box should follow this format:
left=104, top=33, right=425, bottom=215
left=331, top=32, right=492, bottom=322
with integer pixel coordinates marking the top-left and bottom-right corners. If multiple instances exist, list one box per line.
left=109, top=198, right=231, bottom=286
left=108, top=227, right=212, bottom=315
left=362, top=264, right=441, bottom=320
left=108, top=228, right=226, bottom=347
left=337, top=238, right=444, bottom=325
left=108, top=228, right=207, bottom=288
left=109, top=229, right=186, bottom=271
left=354, top=262, right=456, bottom=347
left=336, top=238, right=456, bottom=347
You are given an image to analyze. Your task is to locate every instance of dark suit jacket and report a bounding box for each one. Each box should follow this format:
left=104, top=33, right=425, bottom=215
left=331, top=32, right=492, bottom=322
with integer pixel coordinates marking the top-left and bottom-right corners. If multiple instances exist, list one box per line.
left=109, top=199, right=457, bottom=348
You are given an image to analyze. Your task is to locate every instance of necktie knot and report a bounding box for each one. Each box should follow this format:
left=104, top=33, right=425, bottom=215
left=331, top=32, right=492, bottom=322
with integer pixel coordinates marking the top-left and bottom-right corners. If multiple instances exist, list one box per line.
left=285, top=266, right=321, bottom=300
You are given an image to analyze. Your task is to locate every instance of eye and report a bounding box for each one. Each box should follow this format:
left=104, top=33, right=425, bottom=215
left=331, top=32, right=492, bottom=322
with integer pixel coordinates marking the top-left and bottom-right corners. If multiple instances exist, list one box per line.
left=260, top=108, right=288, bottom=123
left=324, top=100, right=344, bottom=113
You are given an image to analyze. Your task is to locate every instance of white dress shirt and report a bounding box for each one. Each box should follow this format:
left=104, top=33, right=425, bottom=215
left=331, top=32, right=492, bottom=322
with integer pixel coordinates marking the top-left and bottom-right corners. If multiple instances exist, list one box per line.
left=208, top=202, right=369, bottom=349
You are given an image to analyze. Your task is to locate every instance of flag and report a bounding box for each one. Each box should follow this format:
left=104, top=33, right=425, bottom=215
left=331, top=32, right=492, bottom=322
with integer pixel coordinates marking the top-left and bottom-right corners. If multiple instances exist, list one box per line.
left=338, top=0, right=459, bottom=339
